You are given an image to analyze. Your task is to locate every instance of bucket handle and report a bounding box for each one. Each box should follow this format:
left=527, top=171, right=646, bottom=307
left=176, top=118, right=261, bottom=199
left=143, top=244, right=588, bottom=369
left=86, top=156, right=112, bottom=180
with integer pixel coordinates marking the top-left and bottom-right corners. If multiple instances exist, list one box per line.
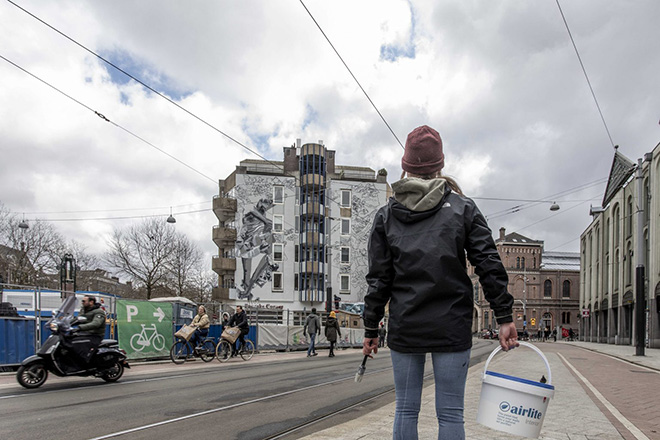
left=482, top=341, right=552, bottom=385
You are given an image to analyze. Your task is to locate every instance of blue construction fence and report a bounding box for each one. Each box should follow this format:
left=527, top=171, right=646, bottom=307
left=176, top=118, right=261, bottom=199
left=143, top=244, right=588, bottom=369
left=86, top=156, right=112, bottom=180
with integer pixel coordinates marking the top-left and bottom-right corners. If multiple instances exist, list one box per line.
left=0, top=316, right=258, bottom=367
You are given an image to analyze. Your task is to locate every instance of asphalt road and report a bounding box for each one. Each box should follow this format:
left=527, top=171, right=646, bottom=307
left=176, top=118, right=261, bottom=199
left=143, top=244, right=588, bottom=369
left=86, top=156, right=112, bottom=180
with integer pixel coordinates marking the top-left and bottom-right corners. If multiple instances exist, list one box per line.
left=0, top=339, right=499, bottom=440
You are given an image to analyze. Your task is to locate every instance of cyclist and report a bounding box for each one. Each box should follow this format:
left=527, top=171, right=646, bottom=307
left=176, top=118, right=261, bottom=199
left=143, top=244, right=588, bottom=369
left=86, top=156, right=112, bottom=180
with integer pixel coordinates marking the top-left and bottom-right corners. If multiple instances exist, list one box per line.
left=228, top=305, right=249, bottom=356
left=189, top=305, right=210, bottom=348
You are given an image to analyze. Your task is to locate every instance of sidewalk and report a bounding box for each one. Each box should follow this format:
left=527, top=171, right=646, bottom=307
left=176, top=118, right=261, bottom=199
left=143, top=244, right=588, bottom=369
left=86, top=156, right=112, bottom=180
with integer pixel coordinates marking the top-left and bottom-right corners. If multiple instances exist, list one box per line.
left=304, top=340, right=660, bottom=440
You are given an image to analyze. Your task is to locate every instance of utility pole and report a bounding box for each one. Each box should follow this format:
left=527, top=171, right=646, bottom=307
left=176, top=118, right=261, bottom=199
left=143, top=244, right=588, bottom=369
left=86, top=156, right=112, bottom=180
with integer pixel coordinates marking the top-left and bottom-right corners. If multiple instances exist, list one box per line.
left=635, top=158, right=646, bottom=356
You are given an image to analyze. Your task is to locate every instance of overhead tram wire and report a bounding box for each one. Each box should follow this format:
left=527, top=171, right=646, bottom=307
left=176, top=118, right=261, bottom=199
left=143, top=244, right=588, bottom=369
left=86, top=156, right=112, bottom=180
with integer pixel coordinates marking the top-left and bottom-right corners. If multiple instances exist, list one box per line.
left=5, top=0, right=294, bottom=180
left=556, top=0, right=615, bottom=148
left=484, top=178, right=607, bottom=219
left=298, top=0, right=405, bottom=150
left=6, top=1, right=356, bottom=212
left=0, top=54, right=217, bottom=186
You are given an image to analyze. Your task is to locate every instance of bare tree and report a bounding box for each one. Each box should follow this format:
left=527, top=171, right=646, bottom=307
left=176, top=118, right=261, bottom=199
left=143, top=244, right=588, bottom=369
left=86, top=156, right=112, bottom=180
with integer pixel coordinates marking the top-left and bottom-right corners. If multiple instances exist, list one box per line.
left=168, top=233, right=202, bottom=298
left=185, top=265, right=215, bottom=304
left=105, top=218, right=176, bottom=299
left=0, top=206, right=65, bottom=287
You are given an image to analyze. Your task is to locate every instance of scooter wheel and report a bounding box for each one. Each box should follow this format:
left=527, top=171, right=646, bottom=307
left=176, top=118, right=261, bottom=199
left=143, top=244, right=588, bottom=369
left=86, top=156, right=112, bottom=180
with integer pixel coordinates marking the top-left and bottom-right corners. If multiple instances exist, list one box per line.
left=101, top=361, right=124, bottom=383
left=17, top=362, right=48, bottom=389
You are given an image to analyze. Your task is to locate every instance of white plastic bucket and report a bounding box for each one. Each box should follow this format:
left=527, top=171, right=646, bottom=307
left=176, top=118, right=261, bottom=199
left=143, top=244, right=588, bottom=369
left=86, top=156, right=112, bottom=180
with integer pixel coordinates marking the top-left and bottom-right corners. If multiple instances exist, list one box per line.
left=476, top=342, right=555, bottom=438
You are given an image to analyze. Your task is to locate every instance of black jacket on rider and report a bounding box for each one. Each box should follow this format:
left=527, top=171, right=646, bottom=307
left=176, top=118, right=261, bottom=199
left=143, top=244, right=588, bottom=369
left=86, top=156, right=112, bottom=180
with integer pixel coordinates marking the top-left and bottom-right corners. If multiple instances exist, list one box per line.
left=362, top=178, right=513, bottom=353
left=66, top=303, right=106, bottom=365
left=229, top=310, right=249, bottom=331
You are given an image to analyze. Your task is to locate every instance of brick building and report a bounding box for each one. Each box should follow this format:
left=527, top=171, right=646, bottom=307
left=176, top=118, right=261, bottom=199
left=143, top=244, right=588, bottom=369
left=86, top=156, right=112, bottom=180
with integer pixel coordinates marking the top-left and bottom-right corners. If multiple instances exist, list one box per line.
left=470, top=228, right=580, bottom=336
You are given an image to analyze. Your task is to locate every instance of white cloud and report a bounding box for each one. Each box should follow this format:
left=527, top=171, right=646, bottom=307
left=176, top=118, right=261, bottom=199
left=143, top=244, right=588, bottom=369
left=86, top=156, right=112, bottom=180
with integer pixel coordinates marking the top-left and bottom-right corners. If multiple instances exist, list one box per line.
left=1, top=0, right=659, bottom=272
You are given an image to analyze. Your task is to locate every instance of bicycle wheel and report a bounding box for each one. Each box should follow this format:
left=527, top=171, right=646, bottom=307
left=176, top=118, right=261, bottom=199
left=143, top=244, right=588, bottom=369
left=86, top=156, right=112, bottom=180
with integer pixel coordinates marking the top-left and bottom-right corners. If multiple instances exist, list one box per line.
left=240, top=340, right=255, bottom=361
left=198, top=339, right=216, bottom=362
left=170, top=339, right=192, bottom=364
left=216, top=339, right=232, bottom=363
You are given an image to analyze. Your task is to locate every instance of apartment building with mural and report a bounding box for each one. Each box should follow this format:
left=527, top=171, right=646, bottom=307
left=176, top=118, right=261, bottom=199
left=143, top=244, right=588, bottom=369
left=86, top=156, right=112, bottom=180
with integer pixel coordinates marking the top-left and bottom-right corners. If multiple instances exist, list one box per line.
left=470, top=228, right=580, bottom=336
left=580, top=143, right=660, bottom=348
left=211, top=139, right=390, bottom=311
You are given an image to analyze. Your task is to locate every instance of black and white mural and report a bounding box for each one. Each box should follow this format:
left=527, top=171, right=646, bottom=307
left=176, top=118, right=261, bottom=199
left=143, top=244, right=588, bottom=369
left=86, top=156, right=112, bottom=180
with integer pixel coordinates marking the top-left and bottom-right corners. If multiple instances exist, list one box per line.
left=235, top=198, right=278, bottom=301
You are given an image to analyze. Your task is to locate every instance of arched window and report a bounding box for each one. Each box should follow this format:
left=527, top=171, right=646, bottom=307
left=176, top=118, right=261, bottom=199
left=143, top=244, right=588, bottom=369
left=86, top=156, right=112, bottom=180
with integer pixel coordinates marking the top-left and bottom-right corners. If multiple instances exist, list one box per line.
left=562, top=280, right=571, bottom=298
left=516, top=257, right=520, bottom=269
left=626, top=242, right=633, bottom=285
left=533, top=257, right=536, bottom=269
left=544, top=280, right=552, bottom=298
left=613, top=204, right=620, bottom=243
left=627, top=196, right=633, bottom=237
left=521, top=257, right=525, bottom=269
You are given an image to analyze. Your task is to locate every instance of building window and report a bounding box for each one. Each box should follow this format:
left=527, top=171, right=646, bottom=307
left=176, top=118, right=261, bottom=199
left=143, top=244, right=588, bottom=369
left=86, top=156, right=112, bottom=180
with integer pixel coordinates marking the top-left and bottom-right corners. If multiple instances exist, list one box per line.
left=521, top=257, right=525, bottom=269
left=294, top=274, right=299, bottom=291
left=626, top=196, right=633, bottom=237
left=274, top=186, right=284, bottom=204
left=341, top=218, right=350, bottom=235
left=273, top=244, right=283, bottom=262
left=341, top=190, right=351, bottom=207
left=294, top=245, right=299, bottom=262
left=340, top=274, right=350, bottom=293
left=294, top=216, right=299, bottom=233
left=272, top=273, right=283, bottom=291
left=544, top=280, right=552, bottom=298
left=516, top=257, right=520, bottom=269
left=341, top=247, right=350, bottom=264
left=273, top=215, right=283, bottom=232
left=562, top=280, right=571, bottom=298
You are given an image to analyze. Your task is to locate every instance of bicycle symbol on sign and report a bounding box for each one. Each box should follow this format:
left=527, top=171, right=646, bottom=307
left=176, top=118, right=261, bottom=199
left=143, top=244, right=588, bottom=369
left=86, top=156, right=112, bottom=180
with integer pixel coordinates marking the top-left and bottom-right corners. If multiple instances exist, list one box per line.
left=130, top=324, right=166, bottom=352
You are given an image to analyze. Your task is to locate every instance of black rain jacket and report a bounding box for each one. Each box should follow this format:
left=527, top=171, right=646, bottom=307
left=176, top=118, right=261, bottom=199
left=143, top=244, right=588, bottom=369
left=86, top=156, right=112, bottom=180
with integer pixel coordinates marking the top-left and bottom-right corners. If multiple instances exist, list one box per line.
left=362, top=178, right=513, bottom=353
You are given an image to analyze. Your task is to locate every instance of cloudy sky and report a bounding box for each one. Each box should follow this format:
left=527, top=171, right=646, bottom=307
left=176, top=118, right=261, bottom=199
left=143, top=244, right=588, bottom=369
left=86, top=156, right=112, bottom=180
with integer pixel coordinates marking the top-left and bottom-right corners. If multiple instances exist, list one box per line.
left=1, top=0, right=658, bottom=270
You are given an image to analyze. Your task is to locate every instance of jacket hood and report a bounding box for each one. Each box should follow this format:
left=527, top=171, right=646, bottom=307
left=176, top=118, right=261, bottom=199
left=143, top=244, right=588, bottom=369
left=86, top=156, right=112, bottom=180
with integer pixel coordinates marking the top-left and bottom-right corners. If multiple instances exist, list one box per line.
left=390, top=178, right=451, bottom=223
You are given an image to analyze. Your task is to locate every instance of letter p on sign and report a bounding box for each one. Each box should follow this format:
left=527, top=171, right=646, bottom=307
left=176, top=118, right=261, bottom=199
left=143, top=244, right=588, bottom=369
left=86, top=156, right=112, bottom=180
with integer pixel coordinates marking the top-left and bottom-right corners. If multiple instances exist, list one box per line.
left=126, top=305, right=138, bottom=322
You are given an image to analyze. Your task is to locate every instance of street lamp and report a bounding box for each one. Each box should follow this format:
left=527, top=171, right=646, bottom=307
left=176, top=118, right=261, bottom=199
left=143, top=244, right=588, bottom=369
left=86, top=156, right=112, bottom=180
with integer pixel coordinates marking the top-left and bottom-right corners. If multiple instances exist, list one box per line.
left=166, top=207, right=176, bottom=224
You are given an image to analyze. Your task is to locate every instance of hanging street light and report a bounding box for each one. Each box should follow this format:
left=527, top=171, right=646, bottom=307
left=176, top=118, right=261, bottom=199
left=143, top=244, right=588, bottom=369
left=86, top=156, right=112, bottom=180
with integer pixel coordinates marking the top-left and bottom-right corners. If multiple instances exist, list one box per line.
left=549, top=202, right=560, bottom=211
left=166, top=207, right=176, bottom=224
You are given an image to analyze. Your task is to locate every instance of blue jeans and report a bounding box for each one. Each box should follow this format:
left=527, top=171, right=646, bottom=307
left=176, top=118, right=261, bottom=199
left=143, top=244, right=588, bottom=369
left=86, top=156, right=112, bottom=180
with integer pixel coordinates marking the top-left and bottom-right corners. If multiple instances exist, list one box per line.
left=390, top=349, right=471, bottom=440
left=189, top=328, right=208, bottom=348
left=307, top=333, right=317, bottom=355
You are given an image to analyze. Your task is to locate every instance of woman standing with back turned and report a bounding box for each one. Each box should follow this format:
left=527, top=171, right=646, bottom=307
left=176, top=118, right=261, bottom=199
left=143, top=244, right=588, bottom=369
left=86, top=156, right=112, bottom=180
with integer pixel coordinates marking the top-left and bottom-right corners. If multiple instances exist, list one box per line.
left=362, top=125, right=518, bottom=440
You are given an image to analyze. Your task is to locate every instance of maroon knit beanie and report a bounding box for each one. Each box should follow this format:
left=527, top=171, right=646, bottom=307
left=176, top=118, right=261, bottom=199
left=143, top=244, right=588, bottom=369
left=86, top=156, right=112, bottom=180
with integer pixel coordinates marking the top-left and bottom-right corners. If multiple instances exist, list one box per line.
left=401, top=125, right=444, bottom=175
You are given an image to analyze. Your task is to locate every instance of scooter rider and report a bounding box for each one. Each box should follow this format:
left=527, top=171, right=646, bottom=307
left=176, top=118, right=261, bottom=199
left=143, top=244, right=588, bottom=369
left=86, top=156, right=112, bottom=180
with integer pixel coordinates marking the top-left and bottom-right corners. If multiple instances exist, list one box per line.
left=67, top=295, right=106, bottom=367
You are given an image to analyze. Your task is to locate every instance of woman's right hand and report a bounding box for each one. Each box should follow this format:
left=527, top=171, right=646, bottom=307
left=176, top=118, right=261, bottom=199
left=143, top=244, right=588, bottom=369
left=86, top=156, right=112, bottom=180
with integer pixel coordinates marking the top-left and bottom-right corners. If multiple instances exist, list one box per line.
left=362, top=337, right=379, bottom=356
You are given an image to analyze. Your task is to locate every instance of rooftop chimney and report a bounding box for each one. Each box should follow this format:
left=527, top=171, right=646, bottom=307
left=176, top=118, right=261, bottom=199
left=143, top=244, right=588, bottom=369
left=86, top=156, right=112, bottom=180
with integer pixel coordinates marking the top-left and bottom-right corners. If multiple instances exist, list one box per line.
left=499, top=227, right=506, bottom=241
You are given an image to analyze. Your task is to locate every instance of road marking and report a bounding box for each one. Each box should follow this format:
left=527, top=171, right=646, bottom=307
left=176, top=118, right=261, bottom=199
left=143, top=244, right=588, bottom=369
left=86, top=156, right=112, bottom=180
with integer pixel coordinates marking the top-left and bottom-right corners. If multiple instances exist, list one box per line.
left=557, top=353, right=650, bottom=440
left=88, top=367, right=393, bottom=440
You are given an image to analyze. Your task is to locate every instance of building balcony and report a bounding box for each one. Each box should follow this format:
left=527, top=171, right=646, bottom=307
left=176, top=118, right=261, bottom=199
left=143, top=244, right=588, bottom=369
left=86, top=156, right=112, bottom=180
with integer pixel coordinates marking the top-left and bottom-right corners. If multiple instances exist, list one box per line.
left=212, top=256, right=236, bottom=275
left=301, top=260, right=321, bottom=273
left=212, top=226, right=237, bottom=247
left=300, top=173, right=324, bottom=188
left=302, top=201, right=322, bottom=217
left=213, top=196, right=237, bottom=221
left=212, top=286, right=230, bottom=301
left=302, top=231, right=322, bottom=247
left=301, top=143, right=326, bottom=157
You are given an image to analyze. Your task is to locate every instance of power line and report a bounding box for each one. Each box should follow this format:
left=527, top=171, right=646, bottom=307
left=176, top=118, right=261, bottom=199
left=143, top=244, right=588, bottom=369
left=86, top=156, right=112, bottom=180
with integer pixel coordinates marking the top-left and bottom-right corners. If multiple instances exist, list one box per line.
left=5, top=1, right=361, bottom=213
left=555, top=0, right=615, bottom=148
left=299, top=0, right=405, bottom=150
left=0, top=54, right=218, bottom=185
left=5, top=0, right=293, bottom=177
left=23, top=201, right=211, bottom=215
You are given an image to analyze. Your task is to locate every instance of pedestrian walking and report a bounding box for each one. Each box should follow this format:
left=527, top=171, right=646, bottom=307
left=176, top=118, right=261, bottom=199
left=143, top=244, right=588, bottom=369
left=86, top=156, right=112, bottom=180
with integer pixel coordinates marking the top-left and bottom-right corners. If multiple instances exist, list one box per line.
left=303, top=308, right=321, bottom=357
left=378, top=322, right=387, bottom=348
left=362, top=125, right=518, bottom=440
left=324, top=311, right=341, bottom=357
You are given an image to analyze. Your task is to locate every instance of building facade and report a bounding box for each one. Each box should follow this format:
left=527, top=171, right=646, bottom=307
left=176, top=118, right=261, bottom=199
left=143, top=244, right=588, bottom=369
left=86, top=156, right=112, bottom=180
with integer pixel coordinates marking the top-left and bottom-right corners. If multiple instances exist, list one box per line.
left=580, top=144, right=660, bottom=348
left=212, top=139, right=390, bottom=311
left=470, top=228, right=580, bottom=336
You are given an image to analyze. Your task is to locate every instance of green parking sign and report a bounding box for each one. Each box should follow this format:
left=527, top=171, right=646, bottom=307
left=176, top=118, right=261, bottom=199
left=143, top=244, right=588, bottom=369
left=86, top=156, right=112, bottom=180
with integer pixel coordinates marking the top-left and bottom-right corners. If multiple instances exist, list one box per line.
left=117, top=300, right=173, bottom=359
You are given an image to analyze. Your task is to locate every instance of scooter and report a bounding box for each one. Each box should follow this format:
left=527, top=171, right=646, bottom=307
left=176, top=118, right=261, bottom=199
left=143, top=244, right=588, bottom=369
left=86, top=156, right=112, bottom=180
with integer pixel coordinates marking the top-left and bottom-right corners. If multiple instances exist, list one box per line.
left=16, top=295, right=129, bottom=389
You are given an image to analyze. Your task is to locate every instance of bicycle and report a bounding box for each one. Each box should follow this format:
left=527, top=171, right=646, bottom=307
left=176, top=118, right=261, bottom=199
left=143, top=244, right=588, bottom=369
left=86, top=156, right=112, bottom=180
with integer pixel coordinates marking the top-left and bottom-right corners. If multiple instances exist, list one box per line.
left=130, top=324, right=166, bottom=352
left=170, top=336, right=216, bottom=364
left=216, top=337, right=255, bottom=363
